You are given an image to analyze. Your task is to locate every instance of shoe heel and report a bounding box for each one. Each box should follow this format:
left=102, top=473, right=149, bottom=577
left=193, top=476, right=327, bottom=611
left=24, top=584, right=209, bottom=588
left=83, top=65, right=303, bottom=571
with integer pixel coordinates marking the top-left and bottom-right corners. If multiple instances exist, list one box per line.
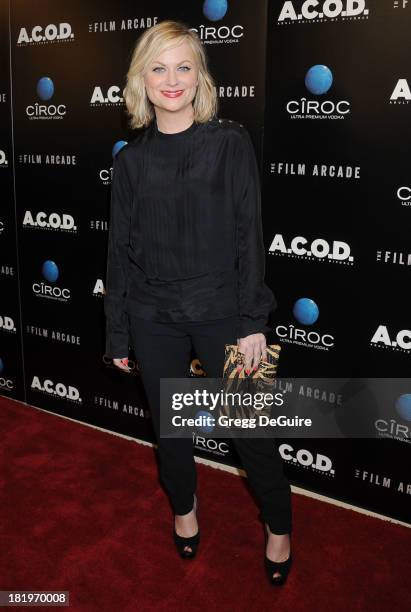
left=264, top=524, right=292, bottom=585
left=173, top=493, right=200, bottom=559
left=264, top=553, right=292, bottom=586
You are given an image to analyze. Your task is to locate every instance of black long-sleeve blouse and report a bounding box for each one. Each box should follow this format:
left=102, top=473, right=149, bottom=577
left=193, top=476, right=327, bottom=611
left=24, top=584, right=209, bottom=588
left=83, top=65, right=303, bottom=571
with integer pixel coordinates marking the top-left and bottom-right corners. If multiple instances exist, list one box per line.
left=104, top=116, right=276, bottom=359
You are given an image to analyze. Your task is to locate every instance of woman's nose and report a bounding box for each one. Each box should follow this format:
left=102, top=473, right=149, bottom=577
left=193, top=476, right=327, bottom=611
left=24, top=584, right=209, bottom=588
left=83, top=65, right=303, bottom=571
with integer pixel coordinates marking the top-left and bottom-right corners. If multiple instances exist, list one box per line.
left=166, top=69, right=178, bottom=86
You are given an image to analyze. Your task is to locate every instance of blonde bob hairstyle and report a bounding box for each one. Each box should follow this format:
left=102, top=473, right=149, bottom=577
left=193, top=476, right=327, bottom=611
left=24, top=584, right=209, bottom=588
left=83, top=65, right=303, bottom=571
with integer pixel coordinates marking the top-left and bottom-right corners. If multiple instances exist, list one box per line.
left=123, top=20, right=218, bottom=130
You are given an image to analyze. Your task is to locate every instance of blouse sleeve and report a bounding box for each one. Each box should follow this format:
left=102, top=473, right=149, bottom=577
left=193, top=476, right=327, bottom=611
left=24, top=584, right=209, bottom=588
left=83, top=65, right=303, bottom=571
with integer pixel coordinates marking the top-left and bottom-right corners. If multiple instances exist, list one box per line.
left=104, top=150, right=132, bottom=359
left=233, top=126, right=277, bottom=338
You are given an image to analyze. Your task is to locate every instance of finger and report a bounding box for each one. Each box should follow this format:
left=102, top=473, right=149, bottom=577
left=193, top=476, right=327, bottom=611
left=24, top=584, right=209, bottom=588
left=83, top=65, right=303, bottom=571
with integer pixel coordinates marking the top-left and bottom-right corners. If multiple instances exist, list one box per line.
left=237, top=340, right=246, bottom=371
left=244, top=346, right=253, bottom=373
left=113, top=359, right=130, bottom=372
left=261, top=342, right=268, bottom=362
left=252, top=345, right=260, bottom=371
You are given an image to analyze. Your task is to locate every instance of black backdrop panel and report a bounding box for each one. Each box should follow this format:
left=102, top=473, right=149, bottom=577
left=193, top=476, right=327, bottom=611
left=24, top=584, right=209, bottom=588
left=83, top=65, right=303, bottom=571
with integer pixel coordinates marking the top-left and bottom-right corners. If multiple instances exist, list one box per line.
left=262, top=0, right=411, bottom=522
left=0, top=0, right=409, bottom=523
left=0, top=0, right=24, bottom=400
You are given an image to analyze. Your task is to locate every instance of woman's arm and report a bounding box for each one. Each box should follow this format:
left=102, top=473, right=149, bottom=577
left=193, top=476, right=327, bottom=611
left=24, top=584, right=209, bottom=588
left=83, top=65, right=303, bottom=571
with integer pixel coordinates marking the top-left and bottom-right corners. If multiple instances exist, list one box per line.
left=104, top=150, right=132, bottom=359
left=233, top=125, right=277, bottom=339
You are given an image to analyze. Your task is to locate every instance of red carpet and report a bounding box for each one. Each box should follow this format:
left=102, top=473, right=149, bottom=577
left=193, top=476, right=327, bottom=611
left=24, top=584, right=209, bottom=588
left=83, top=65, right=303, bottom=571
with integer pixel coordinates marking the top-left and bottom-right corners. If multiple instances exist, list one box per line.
left=1, top=396, right=410, bottom=612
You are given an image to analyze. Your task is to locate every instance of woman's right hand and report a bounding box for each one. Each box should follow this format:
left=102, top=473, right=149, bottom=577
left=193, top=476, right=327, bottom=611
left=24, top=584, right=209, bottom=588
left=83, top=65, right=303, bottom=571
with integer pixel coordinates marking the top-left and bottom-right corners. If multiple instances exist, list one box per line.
left=112, top=357, right=131, bottom=372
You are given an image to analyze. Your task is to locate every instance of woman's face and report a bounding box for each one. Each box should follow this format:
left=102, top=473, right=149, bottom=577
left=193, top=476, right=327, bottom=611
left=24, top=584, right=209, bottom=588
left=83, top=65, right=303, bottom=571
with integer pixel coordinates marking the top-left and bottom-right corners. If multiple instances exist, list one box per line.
left=144, top=40, right=199, bottom=115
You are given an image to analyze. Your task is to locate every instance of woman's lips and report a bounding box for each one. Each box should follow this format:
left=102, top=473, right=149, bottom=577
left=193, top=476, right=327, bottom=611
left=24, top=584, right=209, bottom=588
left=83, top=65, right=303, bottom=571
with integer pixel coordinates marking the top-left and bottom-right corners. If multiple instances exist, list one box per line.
left=161, top=90, right=184, bottom=98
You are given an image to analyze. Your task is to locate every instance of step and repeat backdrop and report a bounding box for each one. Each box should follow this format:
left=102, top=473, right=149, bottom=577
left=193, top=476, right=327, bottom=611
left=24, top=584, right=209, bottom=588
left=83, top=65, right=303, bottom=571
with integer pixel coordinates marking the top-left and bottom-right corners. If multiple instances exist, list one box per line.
left=0, top=0, right=409, bottom=524
left=261, top=0, right=410, bottom=523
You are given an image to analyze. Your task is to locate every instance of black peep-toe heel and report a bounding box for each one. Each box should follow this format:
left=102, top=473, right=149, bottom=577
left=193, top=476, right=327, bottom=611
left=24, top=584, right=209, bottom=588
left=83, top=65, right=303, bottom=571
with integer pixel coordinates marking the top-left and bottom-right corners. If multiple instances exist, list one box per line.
left=264, top=524, right=292, bottom=586
left=173, top=493, right=200, bottom=559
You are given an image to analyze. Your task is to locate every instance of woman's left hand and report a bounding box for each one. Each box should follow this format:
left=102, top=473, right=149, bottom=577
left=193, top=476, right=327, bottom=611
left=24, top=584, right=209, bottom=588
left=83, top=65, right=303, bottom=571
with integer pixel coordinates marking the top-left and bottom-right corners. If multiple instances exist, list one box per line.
left=237, top=333, right=267, bottom=374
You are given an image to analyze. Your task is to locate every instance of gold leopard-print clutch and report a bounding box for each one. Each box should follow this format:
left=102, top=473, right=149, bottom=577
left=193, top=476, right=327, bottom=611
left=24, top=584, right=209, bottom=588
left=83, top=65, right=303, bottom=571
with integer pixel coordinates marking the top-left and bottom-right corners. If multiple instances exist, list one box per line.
left=220, top=344, right=281, bottom=420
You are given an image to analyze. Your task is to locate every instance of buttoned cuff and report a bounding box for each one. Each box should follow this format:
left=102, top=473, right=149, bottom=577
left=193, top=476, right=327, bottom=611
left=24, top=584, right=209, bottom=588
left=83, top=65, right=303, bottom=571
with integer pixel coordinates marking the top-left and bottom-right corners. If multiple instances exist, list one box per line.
left=238, top=316, right=271, bottom=339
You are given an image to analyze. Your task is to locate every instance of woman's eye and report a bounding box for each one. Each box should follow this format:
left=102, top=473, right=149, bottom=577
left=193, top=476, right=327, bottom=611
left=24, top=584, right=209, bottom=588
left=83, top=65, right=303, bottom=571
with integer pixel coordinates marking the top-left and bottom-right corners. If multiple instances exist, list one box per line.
left=153, top=66, right=191, bottom=72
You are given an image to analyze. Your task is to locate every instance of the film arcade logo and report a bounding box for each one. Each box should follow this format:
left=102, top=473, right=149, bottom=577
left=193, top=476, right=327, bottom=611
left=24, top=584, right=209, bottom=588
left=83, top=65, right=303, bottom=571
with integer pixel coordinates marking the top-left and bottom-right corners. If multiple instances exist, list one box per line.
left=269, top=233, right=354, bottom=265
left=0, top=263, right=14, bottom=278
left=26, top=78, right=67, bottom=120
left=287, top=65, right=351, bottom=120
left=25, top=322, right=80, bottom=347
left=190, top=0, right=244, bottom=45
left=88, top=16, right=158, bottom=34
left=32, top=260, right=71, bottom=302
left=392, top=0, right=409, bottom=10
left=18, top=152, right=77, bottom=167
left=269, top=160, right=361, bottom=179
left=93, top=394, right=148, bottom=418
left=276, top=298, right=335, bottom=351
left=17, top=22, right=75, bottom=46
left=370, top=325, right=411, bottom=354
left=23, top=210, right=77, bottom=234
left=376, top=250, right=411, bottom=268
left=277, top=0, right=369, bottom=25
left=31, top=375, right=82, bottom=404
left=354, top=467, right=411, bottom=494
left=390, top=78, right=411, bottom=105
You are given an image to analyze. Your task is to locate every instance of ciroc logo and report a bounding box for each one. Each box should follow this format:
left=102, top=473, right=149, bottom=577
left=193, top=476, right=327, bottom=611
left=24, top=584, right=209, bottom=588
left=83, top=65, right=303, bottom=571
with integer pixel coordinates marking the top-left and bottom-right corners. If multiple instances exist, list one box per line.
left=32, top=260, right=71, bottom=301
left=26, top=77, right=67, bottom=120
left=112, top=141, right=127, bottom=158
left=190, top=1, right=244, bottom=45
left=374, top=394, right=411, bottom=443
left=276, top=298, right=335, bottom=350
left=397, top=186, right=411, bottom=206
left=287, top=65, right=350, bottom=119
left=0, top=357, right=15, bottom=391
left=193, top=433, right=229, bottom=456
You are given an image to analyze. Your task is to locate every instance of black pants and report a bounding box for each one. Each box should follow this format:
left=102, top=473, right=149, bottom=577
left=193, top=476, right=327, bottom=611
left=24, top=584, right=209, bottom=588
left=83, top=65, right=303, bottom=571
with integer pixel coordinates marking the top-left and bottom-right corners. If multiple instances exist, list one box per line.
left=128, top=313, right=292, bottom=535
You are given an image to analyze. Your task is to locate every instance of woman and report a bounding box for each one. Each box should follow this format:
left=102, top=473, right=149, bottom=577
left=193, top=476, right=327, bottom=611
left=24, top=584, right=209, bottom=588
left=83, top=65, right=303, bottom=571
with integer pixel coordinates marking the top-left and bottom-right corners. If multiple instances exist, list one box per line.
left=104, top=20, right=292, bottom=585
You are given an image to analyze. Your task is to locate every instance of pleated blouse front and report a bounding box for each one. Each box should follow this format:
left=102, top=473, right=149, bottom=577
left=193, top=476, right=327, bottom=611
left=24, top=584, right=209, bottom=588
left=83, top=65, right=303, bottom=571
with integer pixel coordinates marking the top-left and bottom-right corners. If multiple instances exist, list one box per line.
left=104, top=115, right=276, bottom=359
